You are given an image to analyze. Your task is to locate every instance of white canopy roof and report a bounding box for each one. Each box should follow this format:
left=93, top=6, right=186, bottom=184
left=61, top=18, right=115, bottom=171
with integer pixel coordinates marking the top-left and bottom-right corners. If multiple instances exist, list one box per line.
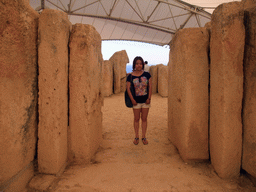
left=30, top=0, right=212, bottom=46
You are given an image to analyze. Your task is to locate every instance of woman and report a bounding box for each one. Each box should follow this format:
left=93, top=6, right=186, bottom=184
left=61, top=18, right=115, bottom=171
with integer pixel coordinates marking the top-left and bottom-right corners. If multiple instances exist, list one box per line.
left=126, top=56, right=152, bottom=145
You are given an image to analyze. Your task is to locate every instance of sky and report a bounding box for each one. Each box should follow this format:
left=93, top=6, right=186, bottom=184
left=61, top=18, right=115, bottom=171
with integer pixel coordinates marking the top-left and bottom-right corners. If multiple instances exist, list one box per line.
left=102, top=40, right=170, bottom=66
left=101, top=0, right=237, bottom=67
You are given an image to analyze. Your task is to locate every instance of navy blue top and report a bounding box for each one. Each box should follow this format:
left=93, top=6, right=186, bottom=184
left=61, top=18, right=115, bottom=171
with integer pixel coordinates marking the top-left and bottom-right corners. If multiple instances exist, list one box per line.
left=126, top=72, right=151, bottom=103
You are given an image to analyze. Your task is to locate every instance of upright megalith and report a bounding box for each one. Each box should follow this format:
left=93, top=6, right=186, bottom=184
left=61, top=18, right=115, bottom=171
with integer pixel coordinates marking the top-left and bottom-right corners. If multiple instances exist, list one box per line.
left=102, top=60, right=113, bottom=97
left=158, top=64, right=168, bottom=97
left=69, top=24, right=103, bottom=164
left=204, top=22, right=211, bottom=29
left=38, top=9, right=71, bottom=175
left=204, top=22, right=211, bottom=34
left=242, top=7, right=256, bottom=180
left=168, top=27, right=209, bottom=162
left=109, top=50, right=129, bottom=94
left=149, top=65, right=158, bottom=94
left=210, top=2, right=244, bottom=178
left=0, top=0, right=39, bottom=191
left=242, top=0, right=256, bottom=9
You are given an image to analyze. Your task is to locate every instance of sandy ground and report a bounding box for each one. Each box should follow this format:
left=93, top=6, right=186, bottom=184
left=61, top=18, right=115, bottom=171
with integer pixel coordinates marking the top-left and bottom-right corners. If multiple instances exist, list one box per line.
left=52, top=93, right=256, bottom=192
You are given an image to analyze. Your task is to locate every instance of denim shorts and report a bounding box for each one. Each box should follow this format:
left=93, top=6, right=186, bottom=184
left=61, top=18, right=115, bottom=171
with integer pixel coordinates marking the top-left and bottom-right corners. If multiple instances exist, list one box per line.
left=133, top=103, right=151, bottom=109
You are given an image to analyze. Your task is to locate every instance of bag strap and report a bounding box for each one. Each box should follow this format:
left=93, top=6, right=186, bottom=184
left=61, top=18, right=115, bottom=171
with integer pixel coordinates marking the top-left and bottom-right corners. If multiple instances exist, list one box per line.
left=130, top=74, right=133, bottom=91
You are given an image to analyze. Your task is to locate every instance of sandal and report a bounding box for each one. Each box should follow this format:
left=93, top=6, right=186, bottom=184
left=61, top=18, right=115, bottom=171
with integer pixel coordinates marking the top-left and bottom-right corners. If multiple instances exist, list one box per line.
left=142, top=138, right=148, bottom=145
left=133, top=138, right=139, bottom=145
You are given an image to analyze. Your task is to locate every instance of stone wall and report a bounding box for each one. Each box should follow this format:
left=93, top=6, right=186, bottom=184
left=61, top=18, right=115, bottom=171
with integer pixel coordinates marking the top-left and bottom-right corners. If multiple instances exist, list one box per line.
left=149, top=65, right=158, bottom=94
left=210, top=2, right=244, bottom=178
left=38, top=9, right=71, bottom=175
left=168, top=27, right=209, bottom=162
left=69, top=24, right=103, bottom=164
left=242, top=6, right=256, bottom=180
left=243, top=0, right=256, bottom=9
left=204, top=22, right=211, bottom=34
left=0, top=1, right=39, bottom=191
left=158, top=64, right=168, bottom=97
left=109, top=50, right=129, bottom=94
left=1, top=0, right=256, bottom=190
left=102, top=60, right=113, bottom=97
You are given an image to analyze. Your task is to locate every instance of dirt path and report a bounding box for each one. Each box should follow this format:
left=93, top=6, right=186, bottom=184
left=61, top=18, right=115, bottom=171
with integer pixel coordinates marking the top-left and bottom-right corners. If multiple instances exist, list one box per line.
left=52, top=93, right=255, bottom=192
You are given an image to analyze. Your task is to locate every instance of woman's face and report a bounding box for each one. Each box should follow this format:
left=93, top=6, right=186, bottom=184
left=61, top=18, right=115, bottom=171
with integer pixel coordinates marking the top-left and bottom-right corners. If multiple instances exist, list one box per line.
left=135, top=59, right=143, bottom=71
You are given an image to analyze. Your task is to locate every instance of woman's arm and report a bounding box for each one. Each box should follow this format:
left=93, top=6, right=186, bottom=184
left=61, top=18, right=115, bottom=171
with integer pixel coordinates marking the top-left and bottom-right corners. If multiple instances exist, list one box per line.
left=146, top=77, right=152, bottom=104
left=127, top=81, right=137, bottom=105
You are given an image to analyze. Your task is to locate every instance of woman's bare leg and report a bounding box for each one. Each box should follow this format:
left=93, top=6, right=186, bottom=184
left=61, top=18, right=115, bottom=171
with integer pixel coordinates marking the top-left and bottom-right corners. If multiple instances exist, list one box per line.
left=133, top=108, right=141, bottom=139
left=141, top=108, right=149, bottom=139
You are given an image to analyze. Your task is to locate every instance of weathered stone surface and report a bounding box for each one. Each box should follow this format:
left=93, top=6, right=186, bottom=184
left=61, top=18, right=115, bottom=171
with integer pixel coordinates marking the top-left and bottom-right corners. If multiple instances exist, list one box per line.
left=168, top=27, right=209, bottom=162
left=38, top=9, right=71, bottom=174
left=204, top=22, right=211, bottom=34
left=69, top=24, right=103, bottom=164
left=149, top=65, right=158, bottom=94
left=158, top=64, right=168, bottom=97
left=242, top=7, right=256, bottom=179
left=28, top=174, right=57, bottom=191
left=102, top=60, right=113, bottom=97
left=2, top=163, right=34, bottom=192
left=210, top=2, right=244, bottom=178
left=109, top=50, right=129, bottom=94
left=204, top=22, right=211, bottom=28
left=242, top=0, right=256, bottom=9
left=0, top=0, right=39, bottom=191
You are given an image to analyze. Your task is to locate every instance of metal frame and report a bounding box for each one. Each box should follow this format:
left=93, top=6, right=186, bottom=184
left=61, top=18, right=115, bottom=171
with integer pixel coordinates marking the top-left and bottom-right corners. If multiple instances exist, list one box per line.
left=34, top=0, right=212, bottom=45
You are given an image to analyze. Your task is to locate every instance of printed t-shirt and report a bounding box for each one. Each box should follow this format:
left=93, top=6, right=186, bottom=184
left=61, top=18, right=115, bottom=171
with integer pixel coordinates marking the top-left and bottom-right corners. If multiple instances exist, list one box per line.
left=126, top=72, right=151, bottom=103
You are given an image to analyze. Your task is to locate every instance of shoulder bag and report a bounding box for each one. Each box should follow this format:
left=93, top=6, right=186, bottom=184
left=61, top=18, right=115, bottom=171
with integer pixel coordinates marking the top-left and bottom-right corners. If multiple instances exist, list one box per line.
left=125, top=75, right=134, bottom=108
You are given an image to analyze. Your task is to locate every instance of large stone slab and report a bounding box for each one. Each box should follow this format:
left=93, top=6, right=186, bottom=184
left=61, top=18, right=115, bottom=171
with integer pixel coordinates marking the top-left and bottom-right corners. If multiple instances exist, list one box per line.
left=158, top=64, right=168, bottom=97
left=204, top=22, right=211, bottom=34
left=0, top=1, right=39, bottom=191
left=210, top=2, right=244, bottom=178
left=109, top=50, right=129, bottom=94
left=168, top=27, right=209, bottom=162
left=242, top=0, right=256, bottom=9
left=69, top=24, right=103, bottom=164
left=149, top=65, right=158, bottom=94
left=38, top=9, right=71, bottom=174
left=242, top=7, right=256, bottom=179
left=1, top=163, right=34, bottom=192
left=102, top=60, right=113, bottom=97
left=28, top=174, right=57, bottom=191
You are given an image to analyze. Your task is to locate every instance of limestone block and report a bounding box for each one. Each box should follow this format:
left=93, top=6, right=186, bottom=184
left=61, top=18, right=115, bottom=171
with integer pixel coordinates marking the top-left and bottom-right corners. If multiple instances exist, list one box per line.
left=242, top=0, right=256, bottom=9
left=149, top=65, right=158, bottom=94
left=28, top=174, right=57, bottom=191
left=210, top=2, right=244, bottom=178
left=1, top=163, right=34, bottom=192
left=158, top=64, right=168, bottom=97
left=109, top=50, right=129, bottom=94
left=102, top=60, right=113, bottom=97
left=69, top=24, right=103, bottom=164
left=0, top=0, right=39, bottom=190
left=168, top=27, right=209, bottom=162
left=204, top=22, right=211, bottom=34
left=242, top=7, right=256, bottom=179
left=38, top=9, right=71, bottom=174
left=204, top=22, right=211, bottom=29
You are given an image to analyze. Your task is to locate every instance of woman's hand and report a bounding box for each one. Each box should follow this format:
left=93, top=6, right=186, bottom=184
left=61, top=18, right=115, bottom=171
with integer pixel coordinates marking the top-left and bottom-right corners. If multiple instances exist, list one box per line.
left=132, top=99, right=137, bottom=106
left=145, top=98, right=151, bottom=104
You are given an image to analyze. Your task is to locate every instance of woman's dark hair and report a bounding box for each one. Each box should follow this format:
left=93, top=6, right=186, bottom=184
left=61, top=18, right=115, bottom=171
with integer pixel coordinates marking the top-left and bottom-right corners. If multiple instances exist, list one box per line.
left=132, top=56, right=144, bottom=71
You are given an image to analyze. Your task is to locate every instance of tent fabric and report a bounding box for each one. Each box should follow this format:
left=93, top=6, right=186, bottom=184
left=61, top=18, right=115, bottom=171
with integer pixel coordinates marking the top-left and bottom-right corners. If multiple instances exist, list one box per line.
left=30, top=0, right=211, bottom=46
